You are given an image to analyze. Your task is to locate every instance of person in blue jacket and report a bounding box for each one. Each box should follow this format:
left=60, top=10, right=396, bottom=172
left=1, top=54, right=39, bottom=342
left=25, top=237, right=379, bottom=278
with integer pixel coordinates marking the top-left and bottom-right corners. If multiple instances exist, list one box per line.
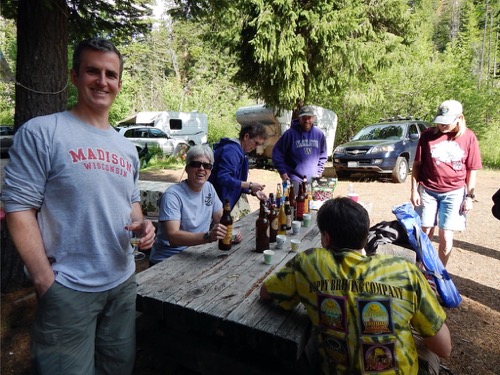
left=209, top=122, right=268, bottom=210
left=272, top=105, right=327, bottom=195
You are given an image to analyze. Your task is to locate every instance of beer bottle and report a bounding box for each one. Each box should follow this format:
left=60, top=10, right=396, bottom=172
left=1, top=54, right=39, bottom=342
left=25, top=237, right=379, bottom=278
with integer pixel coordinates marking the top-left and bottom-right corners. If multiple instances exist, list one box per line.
left=288, top=183, right=296, bottom=221
left=296, top=181, right=305, bottom=221
left=219, top=198, right=233, bottom=251
left=305, top=178, right=313, bottom=213
left=284, top=196, right=292, bottom=230
left=282, top=179, right=289, bottom=198
left=276, top=183, right=283, bottom=209
left=278, top=200, right=287, bottom=235
left=256, top=200, right=270, bottom=252
left=267, top=194, right=278, bottom=243
left=302, top=175, right=309, bottom=214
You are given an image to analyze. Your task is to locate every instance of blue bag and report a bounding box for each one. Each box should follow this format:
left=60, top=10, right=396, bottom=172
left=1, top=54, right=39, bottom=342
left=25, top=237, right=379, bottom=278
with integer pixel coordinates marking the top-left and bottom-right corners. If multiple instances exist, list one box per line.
left=392, top=202, right=462, bottom=308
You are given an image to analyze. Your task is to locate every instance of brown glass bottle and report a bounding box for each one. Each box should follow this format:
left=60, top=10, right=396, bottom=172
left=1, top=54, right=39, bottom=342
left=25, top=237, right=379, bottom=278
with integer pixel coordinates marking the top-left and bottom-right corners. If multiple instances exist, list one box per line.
left=219, top=198, right=233, bottom=251
left=255, top=200, right=270, bottom=252
left=296, top=181, right=305, bottom=221
left=267, top=194, right=278, bottom=243
left=284, top=196, right=292, bottom=230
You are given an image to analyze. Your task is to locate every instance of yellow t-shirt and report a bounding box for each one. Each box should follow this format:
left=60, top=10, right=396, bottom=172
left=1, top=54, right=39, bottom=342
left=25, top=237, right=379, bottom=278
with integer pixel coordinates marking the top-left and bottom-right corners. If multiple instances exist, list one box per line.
left=263, top=248, right=446, bottom=374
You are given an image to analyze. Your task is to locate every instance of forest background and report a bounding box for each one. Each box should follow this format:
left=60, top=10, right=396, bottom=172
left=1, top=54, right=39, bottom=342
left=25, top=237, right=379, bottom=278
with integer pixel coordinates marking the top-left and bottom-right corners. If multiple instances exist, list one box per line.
left=0, top=0, right=499, bottom=167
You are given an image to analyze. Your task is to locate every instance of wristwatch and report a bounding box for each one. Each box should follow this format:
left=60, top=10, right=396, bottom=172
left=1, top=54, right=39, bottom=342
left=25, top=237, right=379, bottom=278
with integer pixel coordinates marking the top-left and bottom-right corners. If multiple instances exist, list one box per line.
left=466, top=193, right=475, bottom=199
left=203, top=231, right=211, bottom=242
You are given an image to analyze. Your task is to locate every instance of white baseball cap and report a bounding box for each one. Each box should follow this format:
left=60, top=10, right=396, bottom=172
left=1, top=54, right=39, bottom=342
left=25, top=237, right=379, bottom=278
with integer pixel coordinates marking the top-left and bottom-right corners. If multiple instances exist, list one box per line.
left=433, top=100, right=463, bottom=125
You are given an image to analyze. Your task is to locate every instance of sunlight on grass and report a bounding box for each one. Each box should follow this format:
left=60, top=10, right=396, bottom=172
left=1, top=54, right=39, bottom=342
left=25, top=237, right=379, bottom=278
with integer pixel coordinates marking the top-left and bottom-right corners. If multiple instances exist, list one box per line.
left=140, top=154, right=185, bottom=172
left=479, top=127, right=500, bottom=169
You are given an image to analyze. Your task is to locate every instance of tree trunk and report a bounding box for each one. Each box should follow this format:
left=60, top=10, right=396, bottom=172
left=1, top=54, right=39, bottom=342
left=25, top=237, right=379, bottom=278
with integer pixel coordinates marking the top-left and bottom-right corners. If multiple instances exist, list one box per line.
left=15, top=0, right=69, bottom=129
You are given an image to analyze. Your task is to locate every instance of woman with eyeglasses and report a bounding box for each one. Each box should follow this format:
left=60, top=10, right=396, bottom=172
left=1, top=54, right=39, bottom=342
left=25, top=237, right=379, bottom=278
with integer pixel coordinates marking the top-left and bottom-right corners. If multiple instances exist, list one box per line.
left=209, top=122, right=268, bottom=211
left=149, top=144, right=237, bottom=265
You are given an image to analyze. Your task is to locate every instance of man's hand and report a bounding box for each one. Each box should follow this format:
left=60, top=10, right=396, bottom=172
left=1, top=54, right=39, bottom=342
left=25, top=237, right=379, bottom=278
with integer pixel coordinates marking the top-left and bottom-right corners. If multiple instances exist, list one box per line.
left=139, top=219, right=156, bottom=249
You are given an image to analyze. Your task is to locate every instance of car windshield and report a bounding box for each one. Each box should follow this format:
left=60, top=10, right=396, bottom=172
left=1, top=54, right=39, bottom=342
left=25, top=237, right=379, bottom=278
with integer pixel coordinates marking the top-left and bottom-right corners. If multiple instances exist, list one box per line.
left=352, top=124, right=404, bottom=141
left=150, top=128, right=168, bottom=138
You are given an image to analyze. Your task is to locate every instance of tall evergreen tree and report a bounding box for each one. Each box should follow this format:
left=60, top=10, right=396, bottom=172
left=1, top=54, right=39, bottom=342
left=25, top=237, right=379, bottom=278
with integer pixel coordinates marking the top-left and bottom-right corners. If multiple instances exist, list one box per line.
left=171, top=0, right=418, bottom=109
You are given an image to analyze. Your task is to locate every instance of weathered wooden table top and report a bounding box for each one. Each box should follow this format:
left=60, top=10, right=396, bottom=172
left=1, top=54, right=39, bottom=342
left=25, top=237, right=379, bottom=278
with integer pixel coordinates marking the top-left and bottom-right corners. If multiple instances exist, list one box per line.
left=136, top=209, right=320, bottom=360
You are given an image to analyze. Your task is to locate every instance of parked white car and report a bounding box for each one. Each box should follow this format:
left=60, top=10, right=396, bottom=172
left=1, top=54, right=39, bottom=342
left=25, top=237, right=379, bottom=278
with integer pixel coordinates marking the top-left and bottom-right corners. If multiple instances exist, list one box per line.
left=116, top=126, right=189, bottom=157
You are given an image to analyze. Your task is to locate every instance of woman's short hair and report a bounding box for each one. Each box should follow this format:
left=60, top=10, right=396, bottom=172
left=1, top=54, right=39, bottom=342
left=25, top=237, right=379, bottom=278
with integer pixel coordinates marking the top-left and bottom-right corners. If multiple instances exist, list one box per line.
left=317, top=197, right=370, bottom=251
left=239, top=122, right=268, bottom=141
left=185, top=144, right=214, bottom=165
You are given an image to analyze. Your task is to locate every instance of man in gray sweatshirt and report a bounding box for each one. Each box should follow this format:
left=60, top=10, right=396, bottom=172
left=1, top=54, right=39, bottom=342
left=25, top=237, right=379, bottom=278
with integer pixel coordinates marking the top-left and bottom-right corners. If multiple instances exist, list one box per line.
left=1, top=38, right=155, bottom=374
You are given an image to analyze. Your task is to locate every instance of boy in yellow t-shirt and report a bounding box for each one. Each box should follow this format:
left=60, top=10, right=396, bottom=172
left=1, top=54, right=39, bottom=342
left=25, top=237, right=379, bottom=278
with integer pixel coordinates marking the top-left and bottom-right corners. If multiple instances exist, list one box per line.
left=261, top=197, right=451, bottom=374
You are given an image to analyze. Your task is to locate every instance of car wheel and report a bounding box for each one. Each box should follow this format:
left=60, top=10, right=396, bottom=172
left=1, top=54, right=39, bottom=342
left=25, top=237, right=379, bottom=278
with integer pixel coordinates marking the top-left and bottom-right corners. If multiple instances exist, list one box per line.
left=392, top=157, right=408, bottom=183
left=174, top=144, right=189, bottom=159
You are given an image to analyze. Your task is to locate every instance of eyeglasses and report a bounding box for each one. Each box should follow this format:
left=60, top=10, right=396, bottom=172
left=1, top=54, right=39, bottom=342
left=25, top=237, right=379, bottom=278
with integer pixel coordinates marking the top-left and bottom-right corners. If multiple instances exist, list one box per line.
left=187, top=161, right=213, bottom=170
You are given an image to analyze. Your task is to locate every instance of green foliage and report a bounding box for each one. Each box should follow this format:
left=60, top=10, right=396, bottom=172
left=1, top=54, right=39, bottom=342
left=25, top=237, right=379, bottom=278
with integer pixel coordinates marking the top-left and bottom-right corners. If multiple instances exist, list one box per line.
left=2, top=0, right=499, bottom=170
left=0, top=18, right=16, bottom=124
left=115, top=18, right=252, bottom=145
left=141, top=154, right=186, bottom=171
left=480, top=125, right=500, bottom=168
left=1, top=0, right=155, bottom=45
left=171, top=0, right=417, bottom=109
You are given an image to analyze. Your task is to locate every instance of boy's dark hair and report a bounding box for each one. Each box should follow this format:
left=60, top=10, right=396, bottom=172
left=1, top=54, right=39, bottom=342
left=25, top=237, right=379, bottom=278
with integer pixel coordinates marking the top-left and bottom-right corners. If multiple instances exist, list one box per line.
left=72, top=38, right=124, bottom=79
left=317, top=197, right=370, bottom=251
left=239, top=122, right=268, bottom=141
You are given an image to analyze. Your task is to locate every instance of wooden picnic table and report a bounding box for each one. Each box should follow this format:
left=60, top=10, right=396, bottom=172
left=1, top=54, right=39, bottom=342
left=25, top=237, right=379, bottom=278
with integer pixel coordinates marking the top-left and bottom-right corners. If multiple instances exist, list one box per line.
left=136, top=209, right=321, bottom=375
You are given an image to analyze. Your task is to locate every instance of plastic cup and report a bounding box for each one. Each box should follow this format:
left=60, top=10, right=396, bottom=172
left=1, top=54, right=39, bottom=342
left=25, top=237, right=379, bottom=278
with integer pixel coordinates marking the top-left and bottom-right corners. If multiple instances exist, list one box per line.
left=291, top=221, right=301, bottom=234
left=347, top=193, right=359, bottom=202
left=291, top=239, right=301, bottom=252
left=303, top=213, right=312, bottom=227
left=276, top=235, right=286, bottom=249
left=263, top=250, right=274, bottom=265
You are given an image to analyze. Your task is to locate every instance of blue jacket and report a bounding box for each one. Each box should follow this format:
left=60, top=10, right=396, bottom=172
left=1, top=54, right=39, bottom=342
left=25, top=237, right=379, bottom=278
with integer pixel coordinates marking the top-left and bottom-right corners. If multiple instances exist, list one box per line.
left=209, top=138, right=249, bottom=209
left=272, top=119, right=327, bottom=182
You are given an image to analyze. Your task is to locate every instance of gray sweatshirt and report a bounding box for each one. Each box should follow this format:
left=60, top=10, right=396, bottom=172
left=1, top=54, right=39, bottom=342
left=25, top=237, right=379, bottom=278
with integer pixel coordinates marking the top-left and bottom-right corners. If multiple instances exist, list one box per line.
left=1, top=111, right=140, bottom=292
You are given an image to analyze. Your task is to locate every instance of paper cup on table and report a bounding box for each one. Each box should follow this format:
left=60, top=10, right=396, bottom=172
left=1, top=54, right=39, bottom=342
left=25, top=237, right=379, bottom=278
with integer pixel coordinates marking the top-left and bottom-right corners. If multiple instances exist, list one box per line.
left=303, top=213, right=312, bottom=227
left=291, top=221, right=301, bottom=234
left=276, top=235, right=286, bottom=249
left=263, top=250, right=274, bottom=265
left=291, top=239, right=301, bottom=252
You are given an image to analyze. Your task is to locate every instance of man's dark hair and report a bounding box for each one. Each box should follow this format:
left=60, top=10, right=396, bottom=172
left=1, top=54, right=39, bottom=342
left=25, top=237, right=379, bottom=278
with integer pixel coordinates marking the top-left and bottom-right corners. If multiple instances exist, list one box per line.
left=72, top=38, right=124, bottom=79
left=316, top=197, right=370, bottom=251
left=239, top=122, right=268, bottom=141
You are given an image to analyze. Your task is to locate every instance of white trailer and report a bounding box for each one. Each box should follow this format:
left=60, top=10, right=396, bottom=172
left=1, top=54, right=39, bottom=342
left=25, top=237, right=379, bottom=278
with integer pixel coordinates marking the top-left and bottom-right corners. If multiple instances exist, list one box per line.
left=235, top=104, right=337, bottom=166
left=118, top=111, right=208, bottom=146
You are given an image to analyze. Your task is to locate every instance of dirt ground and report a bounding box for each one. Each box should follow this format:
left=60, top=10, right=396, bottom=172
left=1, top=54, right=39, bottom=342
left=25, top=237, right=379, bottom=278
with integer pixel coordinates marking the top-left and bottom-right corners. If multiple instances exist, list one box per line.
left=1, top=167, right=499, bottom=374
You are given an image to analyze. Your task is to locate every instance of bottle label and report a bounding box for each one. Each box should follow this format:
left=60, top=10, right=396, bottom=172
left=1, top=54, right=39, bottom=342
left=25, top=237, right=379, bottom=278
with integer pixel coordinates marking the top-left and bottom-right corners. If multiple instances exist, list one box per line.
left=279, top=224, right=287, bottom=235
left=222, top=227, right=232, bottom=245
left=270, top=218, right=278, bottom=230
left=296, top=202, right=305, bottom=220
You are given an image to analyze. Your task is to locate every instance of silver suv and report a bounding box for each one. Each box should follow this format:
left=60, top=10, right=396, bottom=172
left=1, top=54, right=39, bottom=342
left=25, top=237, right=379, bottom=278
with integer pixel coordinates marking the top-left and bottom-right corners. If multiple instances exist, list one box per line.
left=116, top=126, right=189, bottom=157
